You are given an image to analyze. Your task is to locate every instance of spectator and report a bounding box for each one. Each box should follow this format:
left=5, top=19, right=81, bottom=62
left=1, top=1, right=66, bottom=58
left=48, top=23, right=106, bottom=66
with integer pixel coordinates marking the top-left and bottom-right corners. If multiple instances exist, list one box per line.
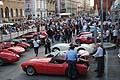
left=66, top=44, right=78, bottom=79
left=44, top=37, right=51, bottom=54
left=92, top=44, right=105, bottom=77
left=33, top=36, right=40, bottom=57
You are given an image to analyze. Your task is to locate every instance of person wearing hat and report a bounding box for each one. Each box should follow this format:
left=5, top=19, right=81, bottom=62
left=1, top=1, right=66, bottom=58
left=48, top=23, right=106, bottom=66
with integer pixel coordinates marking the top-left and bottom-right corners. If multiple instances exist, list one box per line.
left=66, top=44, right=78, bottom=80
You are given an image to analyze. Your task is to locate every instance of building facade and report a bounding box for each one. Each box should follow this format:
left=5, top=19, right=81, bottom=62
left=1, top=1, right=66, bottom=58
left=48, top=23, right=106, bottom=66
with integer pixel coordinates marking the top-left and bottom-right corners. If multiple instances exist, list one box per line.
left=55, top=0, right=90, bottom=15
left=0, top=0, right=25, bottom=22
left=111, top=0, right=120, bottom=27
left=46, top=0, right=55, bottom=16
left=25, top=0, right=55, bottom=19
left=94, top=0, right=115, bottom=13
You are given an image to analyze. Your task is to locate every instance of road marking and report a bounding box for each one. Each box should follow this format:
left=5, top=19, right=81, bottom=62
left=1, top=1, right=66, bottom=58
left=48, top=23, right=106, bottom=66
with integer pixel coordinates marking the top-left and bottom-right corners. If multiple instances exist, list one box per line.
left=105, top=51, right=108, bottom=80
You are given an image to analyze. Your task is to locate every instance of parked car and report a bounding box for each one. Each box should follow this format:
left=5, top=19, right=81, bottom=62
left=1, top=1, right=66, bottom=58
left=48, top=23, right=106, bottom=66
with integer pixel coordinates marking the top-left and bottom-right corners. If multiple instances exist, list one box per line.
left=0, top=49, right=20, bottom=66
left=21, top=52, right=89, bottom=76
left=6, top=46, right=25, bottom=55
left=45, top=50, right=89, bottom=61
left=51, top=43, right=95, bottom=54
left=75, top=32, right=100, bottom=44
left=8, top=39, right=31, bottom=49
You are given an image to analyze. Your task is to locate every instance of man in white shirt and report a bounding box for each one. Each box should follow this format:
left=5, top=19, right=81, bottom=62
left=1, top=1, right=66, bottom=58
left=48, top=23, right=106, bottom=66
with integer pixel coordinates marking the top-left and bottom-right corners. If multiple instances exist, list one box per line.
left=105, top=29, right=110, bottom=42
left=33, top=36, right=40, bottom=57
left=93, top=43, right=105, bottom=77
left=112, top=29, right=118, bottom=43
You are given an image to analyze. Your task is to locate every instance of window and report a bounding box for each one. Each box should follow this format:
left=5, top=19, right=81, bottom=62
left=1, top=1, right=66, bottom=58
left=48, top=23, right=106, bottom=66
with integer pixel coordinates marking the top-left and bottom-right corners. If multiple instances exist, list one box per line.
left=16, top=9, right=18, bottom=17
left=1, top=8, right=3, bottom=18
left=5, top=7, right=9, bottom=18
left=20, top=9, right=23, bottom=17
left=11, top=8, right=13, bottom=17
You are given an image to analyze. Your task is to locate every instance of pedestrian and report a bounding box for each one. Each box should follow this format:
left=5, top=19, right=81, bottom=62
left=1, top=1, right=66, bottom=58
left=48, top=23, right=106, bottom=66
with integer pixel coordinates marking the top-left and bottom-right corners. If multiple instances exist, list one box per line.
left=105, top=29, right=110, bottom=42
left=66, top=44, right=78, bottom=80
left=112, top=29, right=118, bottom=44
left=33, top=36, right=40, bottom=57
left=92, top=43, right=105, bottom=77
left=44, top=37, right=51, bottom=54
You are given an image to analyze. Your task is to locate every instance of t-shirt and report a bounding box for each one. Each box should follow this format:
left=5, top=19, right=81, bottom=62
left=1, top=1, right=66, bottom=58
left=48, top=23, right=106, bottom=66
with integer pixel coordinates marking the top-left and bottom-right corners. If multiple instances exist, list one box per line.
left=33, top=40, right=40, bottom=47
left=113, top=30, right=118, bottom=37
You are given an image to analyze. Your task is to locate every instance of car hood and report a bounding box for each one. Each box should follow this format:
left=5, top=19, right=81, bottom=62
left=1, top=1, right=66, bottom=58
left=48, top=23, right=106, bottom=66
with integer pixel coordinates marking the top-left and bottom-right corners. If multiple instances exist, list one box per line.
left=28, top=57, right=52, bottom=63
left=8, top=46, right=25, bottom=52
left=51, top=43, right=70, bottom=48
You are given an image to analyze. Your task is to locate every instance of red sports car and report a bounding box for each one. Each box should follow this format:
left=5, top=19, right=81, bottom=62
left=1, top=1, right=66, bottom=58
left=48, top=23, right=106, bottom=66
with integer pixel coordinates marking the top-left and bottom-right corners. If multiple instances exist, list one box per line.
left=75, top=32, right=94, bottom=44
left=21, top=53, right=89, bottom=76
left=16, top=42, right=30, bottom=49
left=0, top=49, right=20, bottom=66
left=6, top=46, right=25, bottom=55
left=2, top=42, right=15, bottom=48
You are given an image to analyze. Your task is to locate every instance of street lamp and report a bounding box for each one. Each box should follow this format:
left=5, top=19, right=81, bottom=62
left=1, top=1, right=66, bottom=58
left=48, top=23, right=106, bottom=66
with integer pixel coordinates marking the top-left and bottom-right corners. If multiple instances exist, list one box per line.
left=0, top=1, right=3, bottom=42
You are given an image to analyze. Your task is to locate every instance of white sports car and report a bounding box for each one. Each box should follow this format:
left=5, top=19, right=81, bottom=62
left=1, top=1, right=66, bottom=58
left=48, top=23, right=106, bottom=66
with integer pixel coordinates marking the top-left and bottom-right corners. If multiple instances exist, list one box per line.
left=51, top=43, right=95, bottom=54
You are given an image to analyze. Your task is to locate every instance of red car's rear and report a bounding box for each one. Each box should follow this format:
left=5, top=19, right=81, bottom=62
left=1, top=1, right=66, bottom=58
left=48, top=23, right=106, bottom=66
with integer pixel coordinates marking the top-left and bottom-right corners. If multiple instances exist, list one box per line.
left=0, top=49, right=20, bottom=65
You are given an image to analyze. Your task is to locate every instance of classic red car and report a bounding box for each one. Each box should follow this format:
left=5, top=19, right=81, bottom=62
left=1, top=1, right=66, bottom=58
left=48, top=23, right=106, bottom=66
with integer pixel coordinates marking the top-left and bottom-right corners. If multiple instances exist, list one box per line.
left=21, top=53, right=89, bottom=76
left=16, top=42, right=30, bottom=49
left=0, top=49, right=20, bottom=66
left=2, top=42, right=15, bottom=48
left=75, top=32, right=94, bottom=44
left=7, top=46, right=25, bottom=55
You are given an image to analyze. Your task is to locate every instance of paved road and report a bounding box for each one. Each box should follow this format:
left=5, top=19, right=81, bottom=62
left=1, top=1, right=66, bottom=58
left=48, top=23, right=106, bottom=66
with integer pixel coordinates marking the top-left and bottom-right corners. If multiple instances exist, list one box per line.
left=0, top=40, right=120, bottom=80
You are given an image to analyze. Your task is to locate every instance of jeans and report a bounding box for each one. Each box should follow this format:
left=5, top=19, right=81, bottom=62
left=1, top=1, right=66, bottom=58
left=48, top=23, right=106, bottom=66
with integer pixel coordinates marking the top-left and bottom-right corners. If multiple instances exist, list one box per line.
left=34, top=47, right=39, bottom=56
left=67, top=60, right=77, bottom=79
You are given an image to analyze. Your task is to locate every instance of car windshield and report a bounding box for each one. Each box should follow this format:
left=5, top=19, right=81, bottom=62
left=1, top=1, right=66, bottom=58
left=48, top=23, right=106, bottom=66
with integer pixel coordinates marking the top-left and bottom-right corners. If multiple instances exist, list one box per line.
left=50, top=51, right=66, bottom=64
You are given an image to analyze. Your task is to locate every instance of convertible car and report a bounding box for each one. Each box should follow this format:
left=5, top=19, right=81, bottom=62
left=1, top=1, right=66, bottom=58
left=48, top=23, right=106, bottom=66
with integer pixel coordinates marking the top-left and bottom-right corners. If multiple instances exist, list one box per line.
left=75, top=32, right=94, bottom=44
left=45, top=50, right=89, bottom=60
left=21, top=52, right=89, bottom=76
left=75, top=32, right=100, bottom=44
left=0, top=49, right=20, bottom=66
left=51, top=43, right=95, bottom=54
left=6, top=46, right=25, bottom=55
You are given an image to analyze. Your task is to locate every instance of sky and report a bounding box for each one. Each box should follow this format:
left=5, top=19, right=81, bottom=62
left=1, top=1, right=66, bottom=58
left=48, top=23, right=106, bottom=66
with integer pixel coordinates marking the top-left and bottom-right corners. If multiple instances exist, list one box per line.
left=90, top=0, right=94, bottom=7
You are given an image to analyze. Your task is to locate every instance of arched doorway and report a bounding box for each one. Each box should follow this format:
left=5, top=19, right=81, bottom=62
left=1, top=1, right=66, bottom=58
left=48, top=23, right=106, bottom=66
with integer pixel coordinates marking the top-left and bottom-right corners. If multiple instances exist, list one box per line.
left=5, top=7, right=9, bottom=18
left=20, top=9, right=23, bottom=17
left=16, top=9, right=18, bottom=17
left=11, top=8, right=13, bottom=17
left=0, top=8, right=3, bottom=18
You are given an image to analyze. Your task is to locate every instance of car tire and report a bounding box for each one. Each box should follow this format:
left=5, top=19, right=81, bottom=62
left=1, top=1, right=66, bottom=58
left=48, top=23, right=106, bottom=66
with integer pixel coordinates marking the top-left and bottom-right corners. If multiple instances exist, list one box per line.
left=52, top=47, right=60, bottom=52
left=0, top=58, right=5, bottom=66
left=77, top=48, right=85, bottom=52
left=26, top=66, right=36, bottom=76
left=75, top=39, right=81, bottom=44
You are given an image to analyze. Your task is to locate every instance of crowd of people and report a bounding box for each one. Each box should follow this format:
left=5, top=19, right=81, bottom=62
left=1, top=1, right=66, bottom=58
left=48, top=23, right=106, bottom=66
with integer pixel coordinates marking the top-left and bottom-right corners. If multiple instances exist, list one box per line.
left=45, top=16, right=120, bottom=45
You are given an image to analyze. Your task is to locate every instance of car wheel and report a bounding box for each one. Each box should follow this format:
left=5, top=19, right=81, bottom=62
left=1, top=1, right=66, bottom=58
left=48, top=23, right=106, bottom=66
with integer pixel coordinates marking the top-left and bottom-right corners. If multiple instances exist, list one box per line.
left=0, top=58, right=4, bottom=66
left=26, top=66, right=36, bottom=76
left=52, top=47, right=60, bottom=52
left=75, top=39, right=81, bottom=44
left=77, top=48, right=85, bottom=52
